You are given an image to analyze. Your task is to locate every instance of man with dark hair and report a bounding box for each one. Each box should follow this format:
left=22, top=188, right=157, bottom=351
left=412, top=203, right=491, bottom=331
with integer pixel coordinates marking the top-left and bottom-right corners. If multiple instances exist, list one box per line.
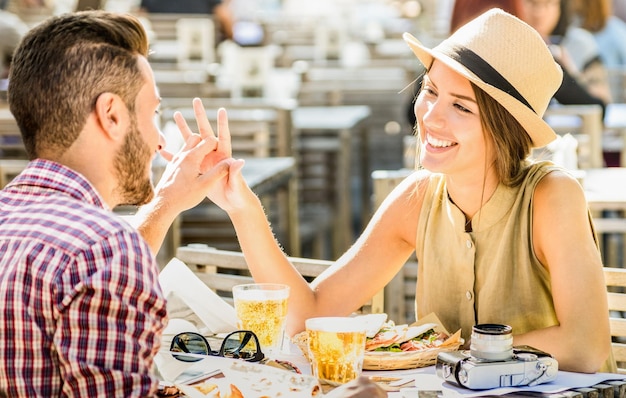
left=139, top=0, right=234, bottom=40
left=0, top=10, right=240, bottom=396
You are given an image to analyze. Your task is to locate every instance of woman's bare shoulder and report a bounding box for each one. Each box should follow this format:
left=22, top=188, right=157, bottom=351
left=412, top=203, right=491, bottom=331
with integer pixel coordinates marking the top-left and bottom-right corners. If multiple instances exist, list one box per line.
left=381, top=169, right=433, bottom=205
left=396, top=169, right=433, bottom=191
left=534, top=168, right=585, bottom=201
left=376, top=169, right=434, bottom=220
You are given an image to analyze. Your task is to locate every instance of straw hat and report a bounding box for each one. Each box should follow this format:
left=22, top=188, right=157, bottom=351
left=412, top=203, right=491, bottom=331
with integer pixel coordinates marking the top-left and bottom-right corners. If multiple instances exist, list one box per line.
left=403, top=8, right=563, bottom=148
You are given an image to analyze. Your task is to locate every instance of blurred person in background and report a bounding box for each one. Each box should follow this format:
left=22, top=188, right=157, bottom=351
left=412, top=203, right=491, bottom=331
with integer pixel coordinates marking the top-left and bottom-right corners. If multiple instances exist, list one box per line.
left=138, top=0, right=234, bottom=41
left=570, top=0, right=626, bottom=166
left=74, top=0, right=104, bottom=11
left=521, top=0, right=612, bottom=106
left=449, top=0, right=523, bottom=32
left=571, top=0, right=626, bottom=68
left=614, top=0, right=626, bottom=22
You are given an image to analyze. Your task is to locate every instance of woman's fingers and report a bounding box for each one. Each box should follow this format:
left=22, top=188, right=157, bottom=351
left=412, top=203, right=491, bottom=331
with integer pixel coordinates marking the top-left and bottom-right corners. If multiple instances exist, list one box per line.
left=216, top=107, right=233, bottom=157
left=193, top=98, right=218, bottom=141
left=159, top=148, right=174, bottom=162
left=163, top=99, right=236, bottom=177
left=173, top=110, right=206, bottom=152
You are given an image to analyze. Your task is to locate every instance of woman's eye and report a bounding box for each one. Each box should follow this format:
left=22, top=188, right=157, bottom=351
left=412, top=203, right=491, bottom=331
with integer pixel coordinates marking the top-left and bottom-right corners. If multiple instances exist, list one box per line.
left=422, top=87, right=436, bottom=96
left=454, top=103, right=471, bottom=113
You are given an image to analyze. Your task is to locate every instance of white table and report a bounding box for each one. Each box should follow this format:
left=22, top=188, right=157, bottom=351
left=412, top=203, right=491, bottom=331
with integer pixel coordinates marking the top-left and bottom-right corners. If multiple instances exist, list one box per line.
left=275, top=341, right=626, bottom=397
left=584, top=167, right=626, bottom=210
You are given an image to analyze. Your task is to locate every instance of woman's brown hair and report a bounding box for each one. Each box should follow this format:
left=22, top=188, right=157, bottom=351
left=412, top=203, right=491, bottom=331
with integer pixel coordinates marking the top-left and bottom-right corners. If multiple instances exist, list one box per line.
left=574, top=0, right=611, bottom=32
left=472, top=83, right=533, bottom=187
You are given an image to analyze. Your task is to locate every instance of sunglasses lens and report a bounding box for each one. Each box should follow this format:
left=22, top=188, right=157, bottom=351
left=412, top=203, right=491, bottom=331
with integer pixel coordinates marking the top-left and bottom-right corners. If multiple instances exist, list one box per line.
left=222, top=331, right=263, bottom=362
left=170, top=332, right=211, bottom=362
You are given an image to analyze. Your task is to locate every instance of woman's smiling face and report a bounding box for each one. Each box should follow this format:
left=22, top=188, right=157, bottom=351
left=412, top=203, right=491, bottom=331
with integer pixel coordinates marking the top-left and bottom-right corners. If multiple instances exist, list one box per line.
left=414, top=60, right=495, bottom=176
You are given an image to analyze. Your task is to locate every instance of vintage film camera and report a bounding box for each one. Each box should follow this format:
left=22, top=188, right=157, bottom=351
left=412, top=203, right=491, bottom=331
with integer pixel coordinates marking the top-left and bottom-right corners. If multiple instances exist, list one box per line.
left=436, top=324, right=558, bottom=389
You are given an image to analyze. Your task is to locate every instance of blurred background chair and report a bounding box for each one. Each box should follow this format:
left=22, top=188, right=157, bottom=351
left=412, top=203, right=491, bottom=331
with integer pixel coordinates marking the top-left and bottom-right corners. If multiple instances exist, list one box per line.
left=371, top=168, right=416, bottom=324
left=175, top=244, right=384, bottom=314
left=176, top=17, right=216, bottom=69
left=604, top=266, right=626, bottom=373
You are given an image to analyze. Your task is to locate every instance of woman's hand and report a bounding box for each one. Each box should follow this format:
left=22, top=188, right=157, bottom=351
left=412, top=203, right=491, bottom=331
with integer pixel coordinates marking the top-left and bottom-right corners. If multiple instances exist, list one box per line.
left=135, top=98, right=244, bottom=254
left=160, top=97, right=257, bottom=214
left=154, top=98, right=243, bottom=214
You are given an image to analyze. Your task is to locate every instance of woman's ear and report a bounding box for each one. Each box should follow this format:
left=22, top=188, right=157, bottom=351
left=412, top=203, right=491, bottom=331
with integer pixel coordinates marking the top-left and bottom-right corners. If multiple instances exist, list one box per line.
left=94, top=92, right=127, bottom=141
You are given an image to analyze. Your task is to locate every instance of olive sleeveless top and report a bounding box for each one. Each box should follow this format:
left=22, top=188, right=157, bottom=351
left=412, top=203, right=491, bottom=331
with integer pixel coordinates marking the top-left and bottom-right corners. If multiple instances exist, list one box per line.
left=414, top=162, right=616, bottom=372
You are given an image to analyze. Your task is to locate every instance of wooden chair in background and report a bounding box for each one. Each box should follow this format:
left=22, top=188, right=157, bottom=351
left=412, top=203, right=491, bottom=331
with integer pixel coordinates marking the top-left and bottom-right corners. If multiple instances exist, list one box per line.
left=216, top=42, right=280, bottom=99
left=371, top=168, right=417, bottom=324
left=161, top=107, right=272, bottom=158
left=542, top=103, right=604, bottom=169
left=175, top=244, right=384, bottom=314
left=604, top=266, right=626, bottom=374
left=159, top=97, right=296, bottom=158
left=0, top=109, right=27, bottom=160
left=0, top=108, right=28, bottom=188
left=176, top=17, right=216, bottom=69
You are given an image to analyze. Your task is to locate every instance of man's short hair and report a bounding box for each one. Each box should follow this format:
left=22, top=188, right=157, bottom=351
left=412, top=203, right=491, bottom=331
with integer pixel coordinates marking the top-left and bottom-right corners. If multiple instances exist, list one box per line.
left=8, top=11, right=149, bottom=158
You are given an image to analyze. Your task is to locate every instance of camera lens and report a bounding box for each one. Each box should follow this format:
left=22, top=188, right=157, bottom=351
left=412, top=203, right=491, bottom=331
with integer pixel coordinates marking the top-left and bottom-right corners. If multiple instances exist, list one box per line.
left=470, top=324, right=513, bottom=361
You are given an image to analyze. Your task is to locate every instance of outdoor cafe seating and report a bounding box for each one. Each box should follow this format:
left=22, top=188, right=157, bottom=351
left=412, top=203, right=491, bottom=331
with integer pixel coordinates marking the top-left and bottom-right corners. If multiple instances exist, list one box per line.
left=3, top=1, right=626, bottom=394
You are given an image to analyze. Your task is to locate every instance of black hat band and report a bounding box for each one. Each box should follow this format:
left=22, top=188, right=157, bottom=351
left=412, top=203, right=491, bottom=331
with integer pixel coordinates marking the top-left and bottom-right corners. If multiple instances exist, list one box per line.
left=439, top=43, right=536, bottom=113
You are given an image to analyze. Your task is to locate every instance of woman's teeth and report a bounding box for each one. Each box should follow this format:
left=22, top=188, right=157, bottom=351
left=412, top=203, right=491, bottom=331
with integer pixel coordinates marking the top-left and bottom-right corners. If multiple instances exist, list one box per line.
left=427, top=134, right=455, bottom=148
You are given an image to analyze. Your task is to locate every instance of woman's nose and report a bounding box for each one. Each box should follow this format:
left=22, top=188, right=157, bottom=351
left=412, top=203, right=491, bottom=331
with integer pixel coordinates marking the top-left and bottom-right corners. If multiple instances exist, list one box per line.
left=420, top=101, right=445, bottom=129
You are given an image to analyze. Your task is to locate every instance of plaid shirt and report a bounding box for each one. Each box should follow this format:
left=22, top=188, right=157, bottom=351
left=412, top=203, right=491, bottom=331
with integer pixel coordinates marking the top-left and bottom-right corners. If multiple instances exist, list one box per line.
left=0, top=159, right=167, bottom=397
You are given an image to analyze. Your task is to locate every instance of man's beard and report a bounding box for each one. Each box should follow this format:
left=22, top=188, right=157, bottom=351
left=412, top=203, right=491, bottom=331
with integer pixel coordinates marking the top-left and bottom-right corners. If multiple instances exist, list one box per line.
left=113, top=114, right=155, bottom=207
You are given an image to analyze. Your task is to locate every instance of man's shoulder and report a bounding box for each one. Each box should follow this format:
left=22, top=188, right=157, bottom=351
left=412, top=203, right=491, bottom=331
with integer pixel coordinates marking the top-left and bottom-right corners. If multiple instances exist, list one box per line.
left=0, top=193, right=139, bottom=254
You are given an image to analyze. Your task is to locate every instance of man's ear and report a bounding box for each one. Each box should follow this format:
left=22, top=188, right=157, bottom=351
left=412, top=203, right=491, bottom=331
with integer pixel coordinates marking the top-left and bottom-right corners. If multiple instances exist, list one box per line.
left=94, top=92, right=127, bottom=141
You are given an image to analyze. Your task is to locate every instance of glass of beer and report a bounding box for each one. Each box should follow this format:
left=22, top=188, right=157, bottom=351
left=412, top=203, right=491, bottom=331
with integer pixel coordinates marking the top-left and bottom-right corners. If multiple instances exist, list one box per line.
left=305, top=317, right=367, bottom=385
left=232, top=283, right=289, bottom=356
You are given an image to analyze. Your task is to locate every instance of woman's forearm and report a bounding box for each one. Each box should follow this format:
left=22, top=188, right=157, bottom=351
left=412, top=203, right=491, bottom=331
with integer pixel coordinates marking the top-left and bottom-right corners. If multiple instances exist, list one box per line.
left=513, top=324, right=611, bottom=373
left=228, top=191, right=319, bottom=334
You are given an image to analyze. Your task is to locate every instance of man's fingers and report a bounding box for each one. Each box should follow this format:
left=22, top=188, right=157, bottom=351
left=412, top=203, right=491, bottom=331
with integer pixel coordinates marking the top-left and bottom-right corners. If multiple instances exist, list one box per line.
left=198, top=158, right=244, bottom=184
left=229, top=158, right=245, bottom=175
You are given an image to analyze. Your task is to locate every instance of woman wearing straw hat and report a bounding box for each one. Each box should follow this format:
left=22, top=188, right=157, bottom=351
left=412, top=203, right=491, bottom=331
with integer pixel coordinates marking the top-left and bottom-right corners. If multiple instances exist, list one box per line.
left=204, top=8, right=614, bottom=373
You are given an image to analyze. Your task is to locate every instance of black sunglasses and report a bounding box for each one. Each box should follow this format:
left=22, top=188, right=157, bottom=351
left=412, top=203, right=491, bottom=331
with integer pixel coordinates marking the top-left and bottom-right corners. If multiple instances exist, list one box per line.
left=170, top=330, right=265, bottom=363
